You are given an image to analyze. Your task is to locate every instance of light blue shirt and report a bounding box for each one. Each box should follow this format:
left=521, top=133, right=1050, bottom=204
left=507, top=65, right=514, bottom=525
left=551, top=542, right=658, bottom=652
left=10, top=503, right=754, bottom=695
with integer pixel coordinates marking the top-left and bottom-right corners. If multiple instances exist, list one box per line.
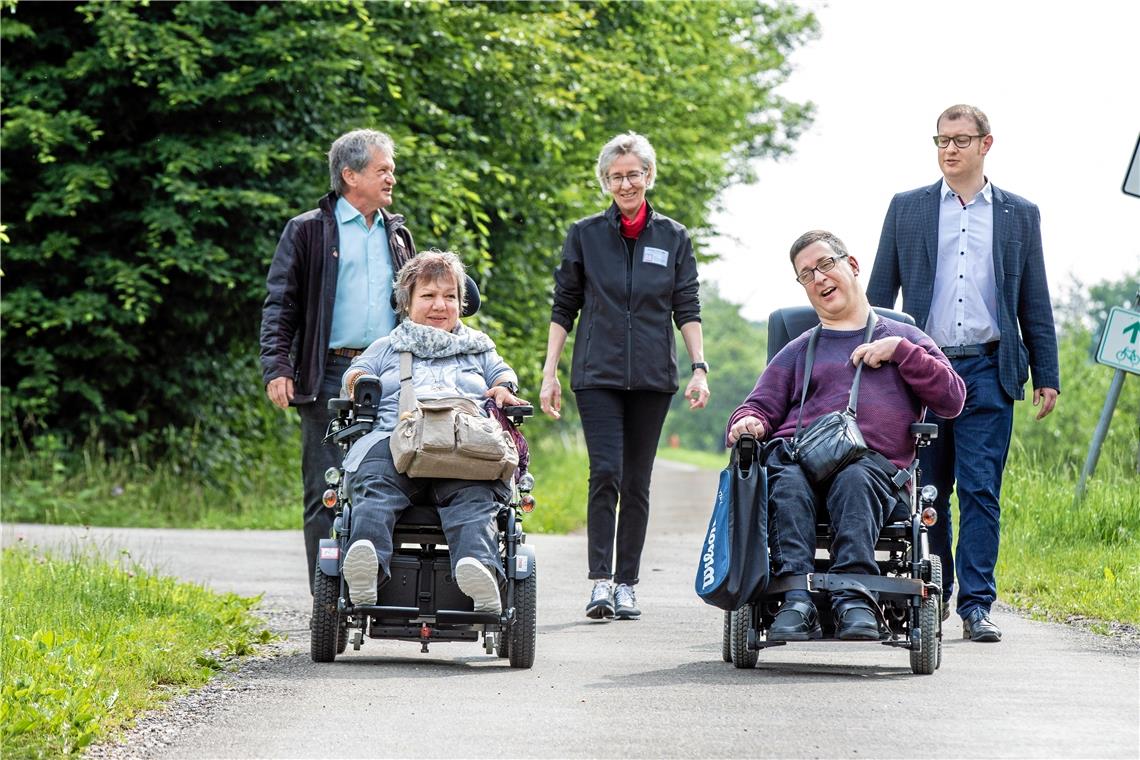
left=329, top=196, right=395, bottom=349
left=927, top=179, right=1000, bottom=348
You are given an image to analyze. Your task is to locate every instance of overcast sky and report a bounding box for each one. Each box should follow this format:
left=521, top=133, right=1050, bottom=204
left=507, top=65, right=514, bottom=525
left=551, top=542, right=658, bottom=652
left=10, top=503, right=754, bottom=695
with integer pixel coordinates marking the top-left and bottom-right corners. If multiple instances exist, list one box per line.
left=703, top=0, right=1140, bottom=321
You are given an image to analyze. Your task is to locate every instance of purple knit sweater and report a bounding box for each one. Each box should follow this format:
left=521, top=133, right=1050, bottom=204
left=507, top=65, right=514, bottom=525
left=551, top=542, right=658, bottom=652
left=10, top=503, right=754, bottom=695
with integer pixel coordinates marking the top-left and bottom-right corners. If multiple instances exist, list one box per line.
left=727, top=317, right=966, bottom=470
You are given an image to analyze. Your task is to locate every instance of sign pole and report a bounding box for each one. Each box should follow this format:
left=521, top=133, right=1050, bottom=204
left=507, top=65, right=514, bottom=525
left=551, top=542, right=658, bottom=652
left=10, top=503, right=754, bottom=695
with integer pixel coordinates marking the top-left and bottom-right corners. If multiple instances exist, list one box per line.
left=1075, top=286, right=1140, bottom=504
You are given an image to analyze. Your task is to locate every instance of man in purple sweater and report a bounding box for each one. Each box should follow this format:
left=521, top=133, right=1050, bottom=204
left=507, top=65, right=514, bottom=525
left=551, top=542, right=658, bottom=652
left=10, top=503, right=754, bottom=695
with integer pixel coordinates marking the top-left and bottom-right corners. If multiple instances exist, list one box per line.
left=727, top=230, right=965, bottom=641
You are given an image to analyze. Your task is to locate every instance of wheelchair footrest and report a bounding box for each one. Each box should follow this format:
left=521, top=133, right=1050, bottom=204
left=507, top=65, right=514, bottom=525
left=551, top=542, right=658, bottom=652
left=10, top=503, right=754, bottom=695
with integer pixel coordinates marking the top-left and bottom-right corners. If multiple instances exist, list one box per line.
left=435, top=609, right=501, bottom=626
left=764, top=573, right=925, bottom=600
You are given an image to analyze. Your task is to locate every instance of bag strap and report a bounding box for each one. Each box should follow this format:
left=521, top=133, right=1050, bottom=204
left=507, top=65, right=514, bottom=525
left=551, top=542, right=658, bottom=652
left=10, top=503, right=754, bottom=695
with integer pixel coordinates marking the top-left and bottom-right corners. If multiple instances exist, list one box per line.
left=794, top=310, right=877, bottom=439
left=398, top=352, right=417, bottom=416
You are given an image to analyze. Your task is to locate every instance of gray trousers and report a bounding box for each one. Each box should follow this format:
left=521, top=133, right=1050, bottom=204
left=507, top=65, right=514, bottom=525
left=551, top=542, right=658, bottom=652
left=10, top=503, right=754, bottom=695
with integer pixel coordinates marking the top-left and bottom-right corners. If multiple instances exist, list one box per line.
left=348, top=437, right=510, bottom=583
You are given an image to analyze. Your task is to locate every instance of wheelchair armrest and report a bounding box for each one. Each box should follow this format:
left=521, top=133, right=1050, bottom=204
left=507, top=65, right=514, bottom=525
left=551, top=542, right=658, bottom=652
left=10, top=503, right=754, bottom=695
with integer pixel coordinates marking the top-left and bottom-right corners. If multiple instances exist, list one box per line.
left=910, top=422, right=938, bottom=441
left=503, top=404, right=533, bottom=425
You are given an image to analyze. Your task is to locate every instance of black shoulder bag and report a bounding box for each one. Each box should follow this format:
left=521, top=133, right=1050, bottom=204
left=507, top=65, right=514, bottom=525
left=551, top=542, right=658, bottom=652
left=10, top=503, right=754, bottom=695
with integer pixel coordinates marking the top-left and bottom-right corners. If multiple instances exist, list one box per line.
left=792, top=311, right=876, bottom=485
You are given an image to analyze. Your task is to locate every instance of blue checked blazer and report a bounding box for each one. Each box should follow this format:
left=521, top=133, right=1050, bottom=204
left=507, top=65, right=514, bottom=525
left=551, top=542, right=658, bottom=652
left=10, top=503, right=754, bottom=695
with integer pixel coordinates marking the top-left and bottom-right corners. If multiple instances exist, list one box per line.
left=867, top=180, right=1060, bottom=401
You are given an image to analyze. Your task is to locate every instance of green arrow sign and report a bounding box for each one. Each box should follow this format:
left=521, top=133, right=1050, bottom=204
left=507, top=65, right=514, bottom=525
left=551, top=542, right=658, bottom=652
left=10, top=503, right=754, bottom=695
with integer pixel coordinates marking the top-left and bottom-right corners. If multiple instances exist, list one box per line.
left=1124, top=321, right=1140, bottom=344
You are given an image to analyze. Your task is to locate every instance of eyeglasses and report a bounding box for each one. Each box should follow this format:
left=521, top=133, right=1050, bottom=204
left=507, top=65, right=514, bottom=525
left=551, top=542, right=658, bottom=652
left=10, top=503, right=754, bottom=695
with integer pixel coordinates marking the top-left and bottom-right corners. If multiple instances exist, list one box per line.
left=932, top=134, right=987, bottom=149
left=795, top=253, right=848, bottom=286
left=606, top=170, right=647, bottom=188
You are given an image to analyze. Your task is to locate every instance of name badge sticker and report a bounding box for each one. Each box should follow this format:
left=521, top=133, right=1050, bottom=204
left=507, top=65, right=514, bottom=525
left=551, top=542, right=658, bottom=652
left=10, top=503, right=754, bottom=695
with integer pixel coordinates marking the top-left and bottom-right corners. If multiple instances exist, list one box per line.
left=642, top=246, right=669, bottom=267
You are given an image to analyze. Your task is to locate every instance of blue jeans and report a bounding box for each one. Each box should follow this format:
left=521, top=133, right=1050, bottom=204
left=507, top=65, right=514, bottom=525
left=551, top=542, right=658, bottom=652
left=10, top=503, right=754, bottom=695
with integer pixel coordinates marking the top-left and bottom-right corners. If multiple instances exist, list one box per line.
left=296, top=353, right=355, bottom=593
left=348, top=437, right=510, bottom=583
left=922, top=352, right=1014, bottom=617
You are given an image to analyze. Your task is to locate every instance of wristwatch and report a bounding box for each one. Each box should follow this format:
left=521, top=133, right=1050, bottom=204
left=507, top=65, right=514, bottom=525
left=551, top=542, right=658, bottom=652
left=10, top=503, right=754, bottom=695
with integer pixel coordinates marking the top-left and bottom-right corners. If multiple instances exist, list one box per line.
left=691, top=361, right=710, bottom=374
left=500, top=380, right=520, bottom=394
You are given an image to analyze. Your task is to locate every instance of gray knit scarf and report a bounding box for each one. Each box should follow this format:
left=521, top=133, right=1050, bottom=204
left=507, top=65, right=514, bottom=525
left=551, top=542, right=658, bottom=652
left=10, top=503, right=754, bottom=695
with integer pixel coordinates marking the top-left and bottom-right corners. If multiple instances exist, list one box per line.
left=387, top=319, right=495, bottom=358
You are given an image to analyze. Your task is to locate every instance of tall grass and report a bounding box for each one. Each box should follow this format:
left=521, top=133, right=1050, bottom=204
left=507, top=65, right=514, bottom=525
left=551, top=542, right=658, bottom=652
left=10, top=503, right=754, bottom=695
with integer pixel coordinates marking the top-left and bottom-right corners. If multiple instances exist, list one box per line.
left=0, top=545, right=272, bottom=757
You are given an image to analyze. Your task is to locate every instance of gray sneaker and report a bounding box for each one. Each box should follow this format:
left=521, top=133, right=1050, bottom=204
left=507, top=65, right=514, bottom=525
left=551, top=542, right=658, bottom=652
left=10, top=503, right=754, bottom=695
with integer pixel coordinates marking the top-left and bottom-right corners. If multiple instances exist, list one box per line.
left=614, top=583, right=641, bottom=620
left=455, top=557, right=502, bottom=615
left=342, top=539, right=379, bottom=606
left=586, top=580, right=615, bottom=619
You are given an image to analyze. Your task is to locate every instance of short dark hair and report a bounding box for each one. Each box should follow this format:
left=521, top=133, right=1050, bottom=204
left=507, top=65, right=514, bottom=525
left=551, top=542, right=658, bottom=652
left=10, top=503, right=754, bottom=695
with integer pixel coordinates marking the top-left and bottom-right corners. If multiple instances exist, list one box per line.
left=789, top=230, right=849, bottom=267
left=937, top=104, right=991, bottom=136
left=393, top=250, right=468, bottom=316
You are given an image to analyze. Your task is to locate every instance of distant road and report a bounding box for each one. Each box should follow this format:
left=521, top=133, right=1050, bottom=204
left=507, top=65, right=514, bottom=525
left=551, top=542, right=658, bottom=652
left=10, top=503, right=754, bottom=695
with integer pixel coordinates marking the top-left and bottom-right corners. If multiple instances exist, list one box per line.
left=4, top=460, right=1138, bottom=758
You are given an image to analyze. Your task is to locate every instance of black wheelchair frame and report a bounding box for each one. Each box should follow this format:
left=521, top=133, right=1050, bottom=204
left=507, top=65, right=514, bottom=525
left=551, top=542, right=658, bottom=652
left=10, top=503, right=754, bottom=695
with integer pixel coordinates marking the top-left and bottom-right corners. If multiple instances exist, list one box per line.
left=721, top=306, right=944, bottom=675
left=309, top=375, right=538, bottom=668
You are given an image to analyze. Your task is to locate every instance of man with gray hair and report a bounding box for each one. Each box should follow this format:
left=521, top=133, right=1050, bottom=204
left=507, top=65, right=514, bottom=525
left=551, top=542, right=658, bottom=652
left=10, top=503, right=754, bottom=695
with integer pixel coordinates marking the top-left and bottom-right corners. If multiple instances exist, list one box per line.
left=260, top=129, right=417, bottom=591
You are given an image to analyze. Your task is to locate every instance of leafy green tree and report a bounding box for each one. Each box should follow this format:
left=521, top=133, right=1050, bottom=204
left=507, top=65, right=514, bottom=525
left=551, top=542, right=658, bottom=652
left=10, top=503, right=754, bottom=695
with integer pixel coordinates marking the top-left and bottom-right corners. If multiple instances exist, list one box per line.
left=1, top=0, right=816, bottom=468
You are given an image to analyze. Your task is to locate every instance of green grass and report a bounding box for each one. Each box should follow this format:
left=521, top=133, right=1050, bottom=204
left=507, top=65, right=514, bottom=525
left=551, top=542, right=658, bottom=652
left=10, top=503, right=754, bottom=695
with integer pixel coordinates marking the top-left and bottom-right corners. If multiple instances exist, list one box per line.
left=0, top=545, right=272, bottom=758
left=2, top=437, right=300, bottom=530
left=525, top=435, right=590, bottom=533
left=998, top=462, right=1139, bottom=624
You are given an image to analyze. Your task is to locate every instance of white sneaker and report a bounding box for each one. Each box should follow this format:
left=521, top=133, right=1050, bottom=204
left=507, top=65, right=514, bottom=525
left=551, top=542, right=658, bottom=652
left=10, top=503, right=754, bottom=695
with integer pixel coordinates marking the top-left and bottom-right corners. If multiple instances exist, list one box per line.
left=586, top=580, right=615, bottom=620
left=455, top=557, right=502, bottom=615
left=342, top=539, right=379, bottom=606
left=614, top=583, right=640, bottom=620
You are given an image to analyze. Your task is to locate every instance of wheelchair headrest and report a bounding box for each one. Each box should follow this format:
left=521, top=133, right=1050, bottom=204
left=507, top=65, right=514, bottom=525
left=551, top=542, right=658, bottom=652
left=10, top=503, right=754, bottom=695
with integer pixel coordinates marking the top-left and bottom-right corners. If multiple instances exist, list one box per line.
left=389, top=274, right=481, bottom=318
left=766, top=306, right=916, bottom=363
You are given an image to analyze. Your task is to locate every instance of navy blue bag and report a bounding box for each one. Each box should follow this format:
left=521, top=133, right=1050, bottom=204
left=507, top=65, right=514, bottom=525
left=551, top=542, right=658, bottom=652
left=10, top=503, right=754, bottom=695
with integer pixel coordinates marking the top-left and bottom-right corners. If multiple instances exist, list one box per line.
left=694, top=434, right=770, bottom=610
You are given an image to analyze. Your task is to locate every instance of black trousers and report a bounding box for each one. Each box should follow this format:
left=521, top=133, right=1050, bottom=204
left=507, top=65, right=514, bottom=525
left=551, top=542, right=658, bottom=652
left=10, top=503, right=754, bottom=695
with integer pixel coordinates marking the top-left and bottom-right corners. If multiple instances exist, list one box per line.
left=295, top=353, right=355, bottom=593
left=576, top=388, right=673, bottom=586
left=765, top=441, right=907, bottom=604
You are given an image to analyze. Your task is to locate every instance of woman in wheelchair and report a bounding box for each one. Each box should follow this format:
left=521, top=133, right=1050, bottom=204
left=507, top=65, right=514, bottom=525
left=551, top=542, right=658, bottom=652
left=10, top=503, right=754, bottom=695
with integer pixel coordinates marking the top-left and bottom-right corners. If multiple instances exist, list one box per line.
left=337, top=250, right=526, bottom=616
left=726, top=231, right=965, bottom=642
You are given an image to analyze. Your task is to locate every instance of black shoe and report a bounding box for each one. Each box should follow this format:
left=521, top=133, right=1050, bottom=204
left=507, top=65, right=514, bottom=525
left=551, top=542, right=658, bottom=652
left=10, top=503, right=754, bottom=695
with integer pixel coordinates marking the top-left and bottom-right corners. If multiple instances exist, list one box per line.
left=834, top=601, right=881, bottom=641
left=768, top=600, right=822, bottom=641
left=962, top=607, right=1001, bottom=642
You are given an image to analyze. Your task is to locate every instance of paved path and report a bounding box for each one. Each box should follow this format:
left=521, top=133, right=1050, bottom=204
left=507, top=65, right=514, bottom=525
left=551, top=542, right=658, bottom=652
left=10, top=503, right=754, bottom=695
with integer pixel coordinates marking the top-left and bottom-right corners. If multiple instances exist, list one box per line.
left=4, top=460, right=1137, bottom=758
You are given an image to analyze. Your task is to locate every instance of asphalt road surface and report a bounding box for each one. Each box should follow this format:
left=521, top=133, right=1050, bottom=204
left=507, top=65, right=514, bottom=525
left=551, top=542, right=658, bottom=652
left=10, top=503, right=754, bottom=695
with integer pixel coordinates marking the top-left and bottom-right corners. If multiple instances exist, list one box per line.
left=4, top=460, right=1137, bottom=759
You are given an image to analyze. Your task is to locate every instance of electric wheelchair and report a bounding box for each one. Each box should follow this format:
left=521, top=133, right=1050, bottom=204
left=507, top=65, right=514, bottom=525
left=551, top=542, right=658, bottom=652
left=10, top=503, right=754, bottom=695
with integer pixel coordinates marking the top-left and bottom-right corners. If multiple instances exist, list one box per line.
left=720, top=306, right=944, bottom=675
left=309, top=377, right=539, bottom=669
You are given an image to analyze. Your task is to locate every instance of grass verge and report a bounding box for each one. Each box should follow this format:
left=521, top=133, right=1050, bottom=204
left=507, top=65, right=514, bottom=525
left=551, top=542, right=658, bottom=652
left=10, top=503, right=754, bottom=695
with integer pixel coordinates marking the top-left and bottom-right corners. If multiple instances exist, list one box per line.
left=525, top=435, right=590, bottom=533
left=0, top=545, right=272, bottom=757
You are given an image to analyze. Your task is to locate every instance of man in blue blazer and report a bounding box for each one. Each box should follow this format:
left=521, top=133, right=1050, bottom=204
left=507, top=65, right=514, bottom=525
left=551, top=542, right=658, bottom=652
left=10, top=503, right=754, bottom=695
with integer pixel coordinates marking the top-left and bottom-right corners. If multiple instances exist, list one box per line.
left=868, top=104, right=1060, bottom=643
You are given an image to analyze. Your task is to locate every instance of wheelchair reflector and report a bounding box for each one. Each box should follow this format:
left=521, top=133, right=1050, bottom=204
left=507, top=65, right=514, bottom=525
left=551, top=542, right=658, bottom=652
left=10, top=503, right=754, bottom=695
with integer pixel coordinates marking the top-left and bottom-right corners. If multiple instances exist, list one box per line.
left=322, top=489, right=338, bottom=508
left=921, top=507, right=938, bottom=526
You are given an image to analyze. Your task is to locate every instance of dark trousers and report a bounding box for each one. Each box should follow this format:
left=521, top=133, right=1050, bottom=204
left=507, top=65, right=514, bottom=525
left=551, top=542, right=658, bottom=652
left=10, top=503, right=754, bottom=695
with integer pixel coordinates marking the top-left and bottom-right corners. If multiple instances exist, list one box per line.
left=922, top=353, right=1013, bottom=617
left=348, top=437, right=510, bottom=582
left=576, top=389, right=673, bottom=586
left=296, top=353, right=355, bottom=593
left=766, top=441, right=906, bottom=605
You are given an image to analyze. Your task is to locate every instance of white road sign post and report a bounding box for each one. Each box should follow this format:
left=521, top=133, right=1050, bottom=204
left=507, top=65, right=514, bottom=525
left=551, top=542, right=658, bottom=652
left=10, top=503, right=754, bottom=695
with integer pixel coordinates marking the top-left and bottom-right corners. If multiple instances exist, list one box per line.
left=1077, top=290, right=1140, bottom=502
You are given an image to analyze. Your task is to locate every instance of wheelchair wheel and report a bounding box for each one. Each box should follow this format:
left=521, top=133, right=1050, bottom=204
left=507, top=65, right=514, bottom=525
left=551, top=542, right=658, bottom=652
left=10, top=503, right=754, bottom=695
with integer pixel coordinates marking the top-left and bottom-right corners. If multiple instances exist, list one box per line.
left=730, top=605, right=758, bottom=669
left=508, top=560, right=537, bottom=669
left=721, top=610, right=732, bottom=662
left=910, top=555, right=942, bottom=675
left=311, top=564, right=343, bottom=663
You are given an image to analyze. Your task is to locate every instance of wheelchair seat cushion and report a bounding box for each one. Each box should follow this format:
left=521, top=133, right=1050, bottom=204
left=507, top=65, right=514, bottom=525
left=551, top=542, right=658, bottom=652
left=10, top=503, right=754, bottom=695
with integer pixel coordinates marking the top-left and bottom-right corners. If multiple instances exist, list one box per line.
left=397, top=504, right=443, bottom=527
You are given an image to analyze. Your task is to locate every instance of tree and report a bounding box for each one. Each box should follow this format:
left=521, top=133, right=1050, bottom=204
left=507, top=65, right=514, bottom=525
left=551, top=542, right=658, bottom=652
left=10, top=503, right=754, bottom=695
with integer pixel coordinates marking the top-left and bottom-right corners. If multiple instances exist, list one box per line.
left=1, top=0, right=817, bottom=463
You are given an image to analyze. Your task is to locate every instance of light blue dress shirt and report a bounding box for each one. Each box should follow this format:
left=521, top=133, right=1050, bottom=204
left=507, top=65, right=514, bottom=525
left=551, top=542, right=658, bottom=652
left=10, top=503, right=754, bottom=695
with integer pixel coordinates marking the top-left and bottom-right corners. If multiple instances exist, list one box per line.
left=927, top=179, right=1001, bottom=348
left=329, top=196, right=396, bottom=349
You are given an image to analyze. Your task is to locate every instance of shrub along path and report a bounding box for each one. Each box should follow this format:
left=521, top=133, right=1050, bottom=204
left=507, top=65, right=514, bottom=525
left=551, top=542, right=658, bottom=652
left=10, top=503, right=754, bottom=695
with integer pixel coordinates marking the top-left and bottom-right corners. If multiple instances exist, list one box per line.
left=3, top=460, right=1137, bottom=758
